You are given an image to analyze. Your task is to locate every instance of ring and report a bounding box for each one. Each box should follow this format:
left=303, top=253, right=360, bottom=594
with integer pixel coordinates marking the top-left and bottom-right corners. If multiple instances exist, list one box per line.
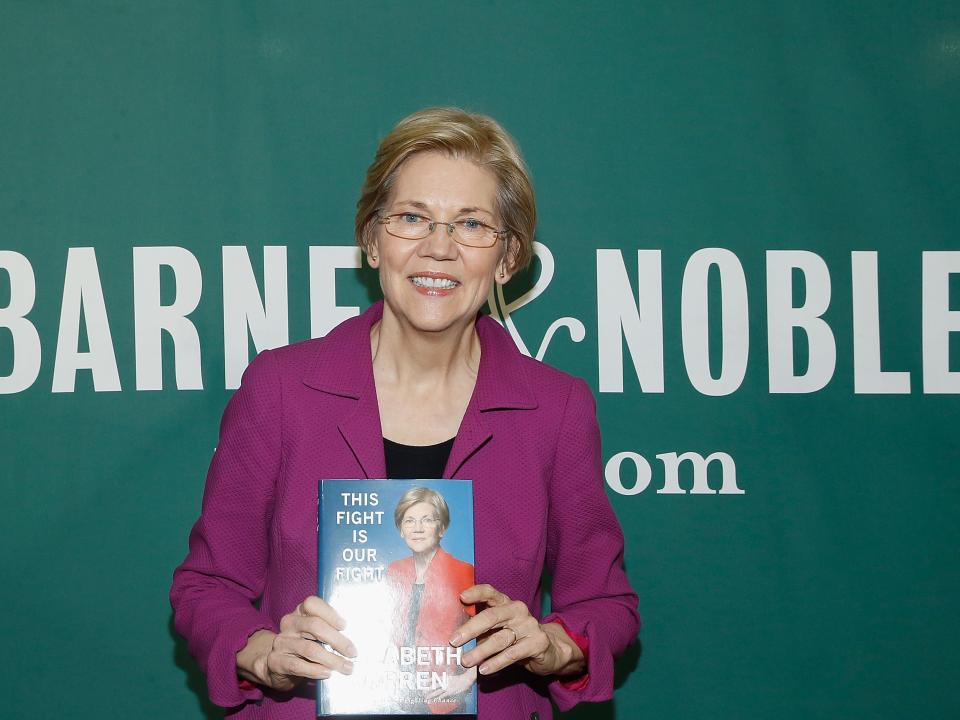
left=501, top=627, right=518, bottom=646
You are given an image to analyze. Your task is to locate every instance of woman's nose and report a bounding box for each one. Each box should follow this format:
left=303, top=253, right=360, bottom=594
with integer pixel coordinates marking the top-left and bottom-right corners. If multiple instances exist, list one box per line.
left=418, top=222, right=459, bottom=260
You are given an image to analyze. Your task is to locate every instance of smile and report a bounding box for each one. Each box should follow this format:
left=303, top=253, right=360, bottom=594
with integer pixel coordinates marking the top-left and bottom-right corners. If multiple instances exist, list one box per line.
left=410, top=275, right=459, bottom=290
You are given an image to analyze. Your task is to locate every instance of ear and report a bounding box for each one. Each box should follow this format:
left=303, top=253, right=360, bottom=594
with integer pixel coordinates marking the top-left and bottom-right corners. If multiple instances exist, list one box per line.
left=495, top=236, right=520, bottom=285
left=366, top=238, right=380, bottom=269
left=364, top=216, right=381, bottom=268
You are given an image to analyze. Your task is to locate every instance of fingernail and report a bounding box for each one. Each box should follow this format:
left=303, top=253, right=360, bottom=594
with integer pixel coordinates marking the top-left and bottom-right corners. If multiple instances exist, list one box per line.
left=478, top=664, right=489, bottom=675
left=342, top=660, right=354, bottom=675
left=346, top=643, right=358, bottom=657
left=450, top=634, right=461, bottom=646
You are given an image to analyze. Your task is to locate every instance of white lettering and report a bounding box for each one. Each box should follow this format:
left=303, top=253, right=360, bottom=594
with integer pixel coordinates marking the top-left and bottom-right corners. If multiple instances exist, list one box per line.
left=597, top=249, right=664, bottom=393
left=922, top=251, right=960, bottom=393
left=604, top=451, right=653, bottom=495
left=766, top=250, right=836, bottom=393
left=851, top=251, right=910, bottom=393
left=133, top=246, right=203, bottom=390
left=333, top=565, right=385, bottom=581
left=222, top=246, right=289, bottom=389
left=606, top=450, right=743, bottom=495
left=341, top=547, right=377, bottom=562
left=309, top=246, right=361, bottom=337
left=657, top=451, right=743, bottom=495
left=52, top=248, right=121, bottom=392
left=0, top=251, right=41, bottom=394
left=681, top=248, right=749, bottom=396
left=334, top=510, right=385, bottom=524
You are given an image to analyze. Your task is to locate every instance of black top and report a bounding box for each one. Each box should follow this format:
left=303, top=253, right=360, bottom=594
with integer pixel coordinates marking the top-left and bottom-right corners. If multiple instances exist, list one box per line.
left=378, top=437, right=461, bottom=718
left=403, top=582, right=425, bottom=648
left=383, top=436, right=455, bottom=479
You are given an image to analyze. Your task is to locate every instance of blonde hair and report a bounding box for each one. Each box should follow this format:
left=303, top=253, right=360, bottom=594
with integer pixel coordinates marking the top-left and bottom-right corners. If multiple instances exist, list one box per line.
left=393, top=487, right=451, bottom=533
left=355, top=107, right=536, bottom=273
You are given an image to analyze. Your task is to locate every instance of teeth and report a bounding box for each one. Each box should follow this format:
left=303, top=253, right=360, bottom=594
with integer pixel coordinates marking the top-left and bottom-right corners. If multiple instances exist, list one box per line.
left=412, top=276, right=458, bottom=289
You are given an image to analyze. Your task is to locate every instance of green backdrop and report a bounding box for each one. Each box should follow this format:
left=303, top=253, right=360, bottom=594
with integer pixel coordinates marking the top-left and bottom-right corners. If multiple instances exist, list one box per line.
left=2, top=1, right=958, bottom=718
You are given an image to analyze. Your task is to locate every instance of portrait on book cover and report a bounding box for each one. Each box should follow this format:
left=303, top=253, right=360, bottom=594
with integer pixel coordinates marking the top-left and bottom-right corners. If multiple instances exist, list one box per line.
left=319, top=479, right=477, bottom=715
left=386, top=485, right=477, bottom=713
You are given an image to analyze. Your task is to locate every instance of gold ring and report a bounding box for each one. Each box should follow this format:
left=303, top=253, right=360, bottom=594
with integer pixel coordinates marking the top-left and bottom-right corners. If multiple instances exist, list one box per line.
left=502, top=627, right=518, bottom=646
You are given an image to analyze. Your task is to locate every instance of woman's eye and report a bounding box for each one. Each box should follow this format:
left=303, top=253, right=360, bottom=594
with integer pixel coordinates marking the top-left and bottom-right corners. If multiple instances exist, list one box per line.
left=401, top=213, right=423, bottom=223
left=460, top=218, right=482, bottom=230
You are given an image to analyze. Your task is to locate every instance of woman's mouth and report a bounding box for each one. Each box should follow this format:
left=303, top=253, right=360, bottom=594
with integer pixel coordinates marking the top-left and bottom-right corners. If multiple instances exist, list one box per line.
left=410, top=274, right=459, bottom=294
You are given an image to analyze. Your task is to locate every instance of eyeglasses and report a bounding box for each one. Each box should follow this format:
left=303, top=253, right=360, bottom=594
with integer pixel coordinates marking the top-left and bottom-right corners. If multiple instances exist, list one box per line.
left=378, top=212, right=507, bottom=248
left=402, top=515, right=440, bottom=528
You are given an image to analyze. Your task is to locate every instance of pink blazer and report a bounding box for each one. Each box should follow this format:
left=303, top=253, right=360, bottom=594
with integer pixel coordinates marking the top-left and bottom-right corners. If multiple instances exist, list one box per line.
left=387, top=546, right=476, bottom=714
left=387, top=546, right=476, bottom=650
left=170, top=301, right=639, bottom=720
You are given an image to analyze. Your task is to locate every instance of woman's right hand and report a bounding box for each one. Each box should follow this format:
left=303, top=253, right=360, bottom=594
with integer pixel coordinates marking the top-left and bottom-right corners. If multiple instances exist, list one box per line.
left=236, top=595, right=357, bottom=691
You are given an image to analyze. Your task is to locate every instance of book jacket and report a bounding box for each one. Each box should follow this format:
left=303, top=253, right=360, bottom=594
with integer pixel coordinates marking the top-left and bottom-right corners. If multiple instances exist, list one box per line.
left=317, top=479, right=477, bottom=716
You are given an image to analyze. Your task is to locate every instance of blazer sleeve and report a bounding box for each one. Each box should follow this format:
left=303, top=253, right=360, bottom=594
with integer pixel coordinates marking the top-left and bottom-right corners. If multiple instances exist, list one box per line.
left=169, top=350, right=282, bottom=708
left=543, top=376, right=640, bottom=711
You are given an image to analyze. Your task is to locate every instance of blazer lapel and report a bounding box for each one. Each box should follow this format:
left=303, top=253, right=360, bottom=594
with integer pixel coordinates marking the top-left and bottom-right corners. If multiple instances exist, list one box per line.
left=338, top=385, right=387, bottom=479
left=444, top=394, right=492, bottom=479
left=303, top=303, right=387, bottom=479
left=304, top=305, right=537, bottom=481
left=444, top=314, right=538, bottom=479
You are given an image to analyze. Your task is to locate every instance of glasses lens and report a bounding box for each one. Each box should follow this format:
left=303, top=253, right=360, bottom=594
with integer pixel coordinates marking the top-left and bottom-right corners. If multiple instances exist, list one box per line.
left=387, top=213, right=430, bottom=239
left=453, top=219, right=495, bottom=247
left=403, top=516, right=437, bottom=527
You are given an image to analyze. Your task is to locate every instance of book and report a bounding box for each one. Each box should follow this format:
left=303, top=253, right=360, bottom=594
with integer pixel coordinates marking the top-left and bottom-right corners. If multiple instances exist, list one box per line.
left=317, top=479, right=477, bottom=716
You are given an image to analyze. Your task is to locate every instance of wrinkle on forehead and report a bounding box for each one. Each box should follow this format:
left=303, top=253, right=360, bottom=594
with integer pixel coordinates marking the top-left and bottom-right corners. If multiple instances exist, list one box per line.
left=390, top=199, right=496, bottom=219
left=386, top=152, right=499, bottom=220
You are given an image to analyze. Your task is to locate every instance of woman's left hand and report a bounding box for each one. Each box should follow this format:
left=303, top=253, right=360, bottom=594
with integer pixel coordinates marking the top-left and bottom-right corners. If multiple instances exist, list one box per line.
left=450, top=584, right=585, bottom=678
left=423, top=666, right=478, bottom=701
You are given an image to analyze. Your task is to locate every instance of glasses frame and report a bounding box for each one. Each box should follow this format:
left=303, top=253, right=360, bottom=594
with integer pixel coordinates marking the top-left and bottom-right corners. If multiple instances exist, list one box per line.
left=401, top=515, right=440, bottom=528
left=377, top=212, right=508, bottom=249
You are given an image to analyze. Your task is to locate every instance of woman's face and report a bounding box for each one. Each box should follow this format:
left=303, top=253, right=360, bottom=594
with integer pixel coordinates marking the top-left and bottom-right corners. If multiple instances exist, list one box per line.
left=368, top=152, right=513, bottom=334
left=399, top=501, right=444, bottom=554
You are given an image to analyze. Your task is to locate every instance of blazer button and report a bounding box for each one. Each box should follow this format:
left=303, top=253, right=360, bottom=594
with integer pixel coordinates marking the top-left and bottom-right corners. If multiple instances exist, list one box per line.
left=530, top=713, right=539, bottom=720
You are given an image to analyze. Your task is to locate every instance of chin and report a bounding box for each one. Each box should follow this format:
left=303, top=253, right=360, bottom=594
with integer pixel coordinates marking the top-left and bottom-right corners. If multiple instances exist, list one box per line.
left=414, top=317, right=464, bottom=334
left=397, top=300, right=474, bottom=334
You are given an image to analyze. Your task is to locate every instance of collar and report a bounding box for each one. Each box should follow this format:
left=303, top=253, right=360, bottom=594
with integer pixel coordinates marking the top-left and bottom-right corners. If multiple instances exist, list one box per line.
left=302, top=300, right=538, bottom=412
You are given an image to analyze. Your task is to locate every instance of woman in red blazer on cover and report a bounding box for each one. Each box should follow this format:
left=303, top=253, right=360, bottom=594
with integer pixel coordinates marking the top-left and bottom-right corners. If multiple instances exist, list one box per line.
left=386, top=486, right=476, bottom=713
left=171, top=107, right=639, bottom=719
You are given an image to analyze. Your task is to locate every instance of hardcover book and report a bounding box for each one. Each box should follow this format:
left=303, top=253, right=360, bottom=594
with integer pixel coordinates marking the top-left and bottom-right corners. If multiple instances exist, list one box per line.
left=317, top=479, right=477, bottom=716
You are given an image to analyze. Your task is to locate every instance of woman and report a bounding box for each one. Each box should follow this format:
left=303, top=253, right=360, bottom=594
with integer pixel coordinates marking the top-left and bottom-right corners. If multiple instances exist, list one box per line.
left=387, top=487, right=476, bottom=713
left=171, top=107, right=639, bottom=719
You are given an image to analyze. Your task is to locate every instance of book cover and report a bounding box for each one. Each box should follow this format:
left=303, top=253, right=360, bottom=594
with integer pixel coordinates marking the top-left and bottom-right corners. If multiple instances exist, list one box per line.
left=317, top=479, right=477, bottom=716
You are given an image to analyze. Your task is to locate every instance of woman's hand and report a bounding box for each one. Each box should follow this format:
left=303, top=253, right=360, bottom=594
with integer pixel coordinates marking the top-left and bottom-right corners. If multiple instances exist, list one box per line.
left=450, top=584, right=585, bottom=678
left=423, top=665, right=478, bottom=701
left=236, top=596, right=357, bottom=691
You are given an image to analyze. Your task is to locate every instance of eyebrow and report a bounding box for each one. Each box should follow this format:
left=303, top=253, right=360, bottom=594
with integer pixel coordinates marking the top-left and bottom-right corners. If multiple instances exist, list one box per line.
left=393, top=200, right=495, bottom=217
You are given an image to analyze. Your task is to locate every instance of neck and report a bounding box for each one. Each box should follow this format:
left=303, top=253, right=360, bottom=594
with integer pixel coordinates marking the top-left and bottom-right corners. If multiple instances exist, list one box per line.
left=371, top=305, right=480, bottom=387
left=413, top=547, right=439, bottom=578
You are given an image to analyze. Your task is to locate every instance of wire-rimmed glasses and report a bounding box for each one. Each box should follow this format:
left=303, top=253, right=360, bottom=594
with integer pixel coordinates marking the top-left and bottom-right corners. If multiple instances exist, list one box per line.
left=402, top=515, right=440, bottom=529
left=378, top=211, right=507, bottom=248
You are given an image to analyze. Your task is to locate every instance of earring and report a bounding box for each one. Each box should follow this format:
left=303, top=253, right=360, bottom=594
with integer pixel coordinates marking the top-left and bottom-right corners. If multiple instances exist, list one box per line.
left=499, top=267, right=505, bottom=279
left=371, top=254, right=378, bottom=262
